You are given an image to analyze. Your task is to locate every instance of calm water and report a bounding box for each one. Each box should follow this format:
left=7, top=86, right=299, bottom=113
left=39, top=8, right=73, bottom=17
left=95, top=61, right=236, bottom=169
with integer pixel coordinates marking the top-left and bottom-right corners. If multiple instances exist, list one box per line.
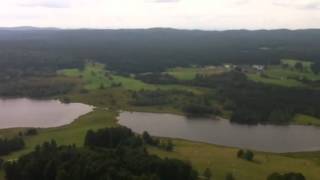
left=0, top=98, right=93, bottom=129
left=118, top=111, right=320, bottom=153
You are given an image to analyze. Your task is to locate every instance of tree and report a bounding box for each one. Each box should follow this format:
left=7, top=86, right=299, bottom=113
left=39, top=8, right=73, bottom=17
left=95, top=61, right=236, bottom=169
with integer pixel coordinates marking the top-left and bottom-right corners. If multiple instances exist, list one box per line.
left=225, top=173, right=235, bottom=180
left=311, top=62, right=320, bottom=74
left=142, top=131, right=154, bottom=145
left=267, top=172, right=305, bottom=180
left=243, top=150, right=254, bottom=161
left=165, top=140, right=174, bottom=151
left=0, top=158, right=4, bottom=169
left=203, top=168, right=212, bottom=180
left=294, top=62, right=304, bottom=72
left=237, top=149, right=244, bottom=158
left=237, top=149, right=254, bottom=161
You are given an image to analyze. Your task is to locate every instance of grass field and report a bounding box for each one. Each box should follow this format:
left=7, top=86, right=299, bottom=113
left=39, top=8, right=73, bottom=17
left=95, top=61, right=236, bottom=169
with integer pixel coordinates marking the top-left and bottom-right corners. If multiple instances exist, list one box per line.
left=247, top=73, right=305, bottom=87
left=293, top=114, right=320, bottom=126
left=59, top=63, right=203, bottom=94
left=281, top=59, right=313, bottom=71
left=167, top=66, right=230, bottom=80
left=150, top=140, right=320, bottom=180
left=247, top=59, right=320, bottom=87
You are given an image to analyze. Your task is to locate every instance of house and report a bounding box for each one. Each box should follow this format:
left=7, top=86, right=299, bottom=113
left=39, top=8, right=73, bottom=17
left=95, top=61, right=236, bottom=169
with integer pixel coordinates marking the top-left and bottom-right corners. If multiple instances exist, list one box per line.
left=252, top=65, right=265, bottom=71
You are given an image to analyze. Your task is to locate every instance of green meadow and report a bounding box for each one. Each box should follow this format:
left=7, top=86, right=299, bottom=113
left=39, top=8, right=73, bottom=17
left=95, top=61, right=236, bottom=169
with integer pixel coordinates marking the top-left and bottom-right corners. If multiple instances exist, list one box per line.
left=59, top=63, right=202, bottom=94
left=247, top=59, right=320, bottom=87
left=293, top=114, right=320, bottom=126
left=167, top=66, right=230, bottom=80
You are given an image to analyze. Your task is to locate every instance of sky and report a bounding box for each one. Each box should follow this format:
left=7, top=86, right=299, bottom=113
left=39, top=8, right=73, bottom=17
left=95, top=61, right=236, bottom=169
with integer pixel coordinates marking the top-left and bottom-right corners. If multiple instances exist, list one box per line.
left=1, top=0, right=320, bottom=30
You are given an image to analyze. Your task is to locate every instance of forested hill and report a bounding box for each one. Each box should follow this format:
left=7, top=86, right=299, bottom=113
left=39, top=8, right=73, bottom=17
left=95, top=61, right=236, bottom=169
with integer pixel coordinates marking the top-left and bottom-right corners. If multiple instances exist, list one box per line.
left=1, top=28, right=320, bottom=73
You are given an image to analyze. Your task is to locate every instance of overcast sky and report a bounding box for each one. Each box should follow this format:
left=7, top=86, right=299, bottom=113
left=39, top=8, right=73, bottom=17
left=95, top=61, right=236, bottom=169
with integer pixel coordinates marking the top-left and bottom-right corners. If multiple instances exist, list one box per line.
left=1, top=0, right=320, bottom=30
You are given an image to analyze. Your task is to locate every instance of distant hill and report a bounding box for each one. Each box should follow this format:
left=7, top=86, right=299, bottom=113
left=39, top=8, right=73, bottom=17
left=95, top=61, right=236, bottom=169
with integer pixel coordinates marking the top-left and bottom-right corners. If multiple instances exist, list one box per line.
left=0, top=28, right=319, bottom=73
left=0, top=26, right=61, bottom=31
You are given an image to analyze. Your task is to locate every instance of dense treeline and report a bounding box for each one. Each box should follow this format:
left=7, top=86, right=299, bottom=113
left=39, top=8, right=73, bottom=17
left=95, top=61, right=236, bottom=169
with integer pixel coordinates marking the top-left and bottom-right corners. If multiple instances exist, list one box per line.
left=84, top=126, right=141, bottom=148
left=0, top=137, right=25, bottom=156
left=0, top=77, right=76, bottom=98
left=131, top=89, right=195, bottom=106
left=135, top=73, right=179, bottom=84
left=4, top=127, right=198, bottom=180
left=267, top=172, right=305, bottom=180
left=131, top=89, right=219, bottom=116
left=131, top=90, right=171, bottom=106
left=191, top=72, right=320, bottom=124
left=182, top=104, right=216, bottom=116
left=1, top=28, right=320, bottom=74
left=311, top=62, right=320, bottom=74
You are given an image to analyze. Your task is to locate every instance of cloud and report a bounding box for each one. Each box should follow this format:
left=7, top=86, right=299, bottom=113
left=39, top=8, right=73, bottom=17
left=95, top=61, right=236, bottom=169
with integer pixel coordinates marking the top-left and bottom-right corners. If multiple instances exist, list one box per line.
left=303, top=2, right=320, bottom=9
left=152, top=0, right=180, bottom=3
left=234, top=0, right=250, bottom=6
left=273, top=0, right=320, bottom=10
left=19, top=0, right=70, bottom=8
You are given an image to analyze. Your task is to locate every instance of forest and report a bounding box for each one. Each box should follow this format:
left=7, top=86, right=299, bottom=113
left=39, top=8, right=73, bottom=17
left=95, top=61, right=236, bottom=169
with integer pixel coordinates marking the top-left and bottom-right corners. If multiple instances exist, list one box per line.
left=3, top=127, right=197, bottom=180
left=1, top=28, right=320, bottom=74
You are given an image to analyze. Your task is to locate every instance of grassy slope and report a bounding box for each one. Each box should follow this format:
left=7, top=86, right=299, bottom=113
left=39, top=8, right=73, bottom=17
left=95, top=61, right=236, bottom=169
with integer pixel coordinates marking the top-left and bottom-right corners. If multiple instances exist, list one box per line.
left=167, top=66, right=229, bottom=80
left=60, top=63, right=202, bottom=94
left=247, top=59, right=320, bottom=87
left=293, top=114, right=320, bottom=126
left=1, top=109, right=117, bottom=161
left=247, top=73, right=304, bottom=87
left=150, top=140, right=320, bottom=180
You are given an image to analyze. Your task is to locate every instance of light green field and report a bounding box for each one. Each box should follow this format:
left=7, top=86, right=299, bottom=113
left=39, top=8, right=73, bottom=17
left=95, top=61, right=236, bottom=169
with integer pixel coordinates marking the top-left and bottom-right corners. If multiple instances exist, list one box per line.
left=167, top=66, right=229, bottom=80
left=247, top=59, right=320, bottom=87
left=59, top=63, right=203, bottom=94
left=167, top=67, right=199, bottom=80
left=293, top=114, right=320, bottom=126
left=281, top=59, right=313, bottom=71
left=247, top=73, right=304, bottom=87
left=150, top=140, right=320, bottom=180
left=59, top=63, right=115, bottom=90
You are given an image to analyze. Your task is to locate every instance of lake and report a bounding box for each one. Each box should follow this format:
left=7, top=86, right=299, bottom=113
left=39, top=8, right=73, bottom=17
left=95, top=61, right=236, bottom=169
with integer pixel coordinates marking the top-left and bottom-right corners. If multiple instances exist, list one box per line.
left=0, top=98, right=93, bottom=129
left=118, top=111, right=320, bottom=153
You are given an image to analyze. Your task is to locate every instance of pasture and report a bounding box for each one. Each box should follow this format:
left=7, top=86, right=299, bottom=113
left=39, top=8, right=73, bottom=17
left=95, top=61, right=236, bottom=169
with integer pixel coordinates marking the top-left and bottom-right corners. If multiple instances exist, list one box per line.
left=59, top=63, right=203, bottom=93
left=167, top=66, right=230, bottom=80
left=247, top=59, right=320, bottom=87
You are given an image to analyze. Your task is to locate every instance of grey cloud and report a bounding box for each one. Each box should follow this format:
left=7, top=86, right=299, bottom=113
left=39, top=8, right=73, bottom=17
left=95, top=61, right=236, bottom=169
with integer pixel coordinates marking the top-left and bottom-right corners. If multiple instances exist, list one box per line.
left=303, top=2, right=320, bottom=10
left=19, top=1, right=70, bottom=8
left=273, top=1, right=320, bottom=10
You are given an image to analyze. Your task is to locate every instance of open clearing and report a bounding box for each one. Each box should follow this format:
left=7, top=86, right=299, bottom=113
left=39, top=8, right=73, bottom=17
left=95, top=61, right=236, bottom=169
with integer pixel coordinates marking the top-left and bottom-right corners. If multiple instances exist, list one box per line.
left=167, top=66, right=230, bottom=80
left=247, top=59, right=320, bottom=87
left=59, top=63, right=203, bottom=93
left=293, top=114, right=320, bottom=126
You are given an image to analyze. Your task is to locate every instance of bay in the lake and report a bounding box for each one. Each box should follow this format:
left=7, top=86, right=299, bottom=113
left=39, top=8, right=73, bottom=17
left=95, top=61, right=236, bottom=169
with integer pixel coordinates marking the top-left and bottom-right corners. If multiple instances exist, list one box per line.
left=0, top=98, right=92, bottom=129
